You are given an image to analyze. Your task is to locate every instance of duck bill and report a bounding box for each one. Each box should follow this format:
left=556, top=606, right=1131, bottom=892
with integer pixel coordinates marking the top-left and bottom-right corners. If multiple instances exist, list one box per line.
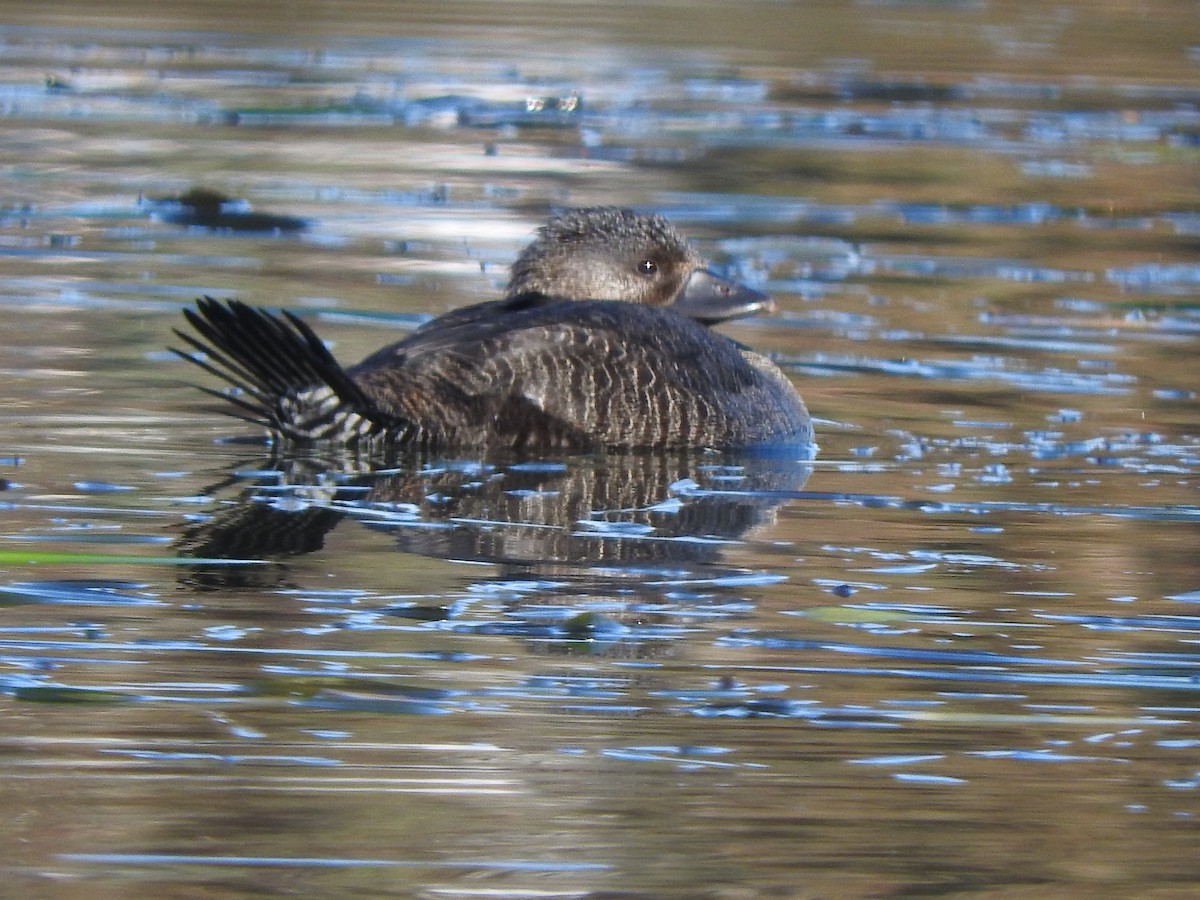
left=674, top=268, right=775, bottom=324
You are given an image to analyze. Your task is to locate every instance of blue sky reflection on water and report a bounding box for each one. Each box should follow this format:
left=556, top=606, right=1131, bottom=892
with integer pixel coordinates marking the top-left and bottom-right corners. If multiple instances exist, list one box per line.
left=0, top=1, right=1198, bottom=897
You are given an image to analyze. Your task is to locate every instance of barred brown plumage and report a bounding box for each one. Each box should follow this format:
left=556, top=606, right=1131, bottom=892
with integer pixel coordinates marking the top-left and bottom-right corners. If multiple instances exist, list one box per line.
left=171, top=208, right=812, bottom=453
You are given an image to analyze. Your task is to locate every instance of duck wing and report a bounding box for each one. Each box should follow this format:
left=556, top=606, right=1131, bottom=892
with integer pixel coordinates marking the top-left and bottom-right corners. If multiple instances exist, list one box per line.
left=349, top=302, right=802, bottom=450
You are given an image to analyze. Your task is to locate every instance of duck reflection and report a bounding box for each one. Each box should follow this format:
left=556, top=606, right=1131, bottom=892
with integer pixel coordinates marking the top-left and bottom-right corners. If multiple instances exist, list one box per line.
left=178, top=448, right=810, bottom=651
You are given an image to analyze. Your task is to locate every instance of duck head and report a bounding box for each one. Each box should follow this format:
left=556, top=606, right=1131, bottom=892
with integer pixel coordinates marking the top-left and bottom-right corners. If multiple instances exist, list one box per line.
left=505, top=207, right=773, bottom=324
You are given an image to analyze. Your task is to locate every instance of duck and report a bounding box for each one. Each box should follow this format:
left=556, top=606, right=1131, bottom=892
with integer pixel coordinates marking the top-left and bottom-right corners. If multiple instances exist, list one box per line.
left=172, top=207, right=812, bottom=453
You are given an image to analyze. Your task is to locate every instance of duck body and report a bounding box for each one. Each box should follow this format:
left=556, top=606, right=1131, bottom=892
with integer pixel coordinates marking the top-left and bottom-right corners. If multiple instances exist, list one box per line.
left=174, top=209, right=813, bottom=453
left=352, top=299, right=809, bottom=449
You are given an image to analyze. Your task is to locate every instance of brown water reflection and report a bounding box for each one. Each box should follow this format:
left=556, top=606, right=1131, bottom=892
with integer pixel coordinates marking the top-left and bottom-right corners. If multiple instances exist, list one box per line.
left=1, top=1, right=1199, bottom=897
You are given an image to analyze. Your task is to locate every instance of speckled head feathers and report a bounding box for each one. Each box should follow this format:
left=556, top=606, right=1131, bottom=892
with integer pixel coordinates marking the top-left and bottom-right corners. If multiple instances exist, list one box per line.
left=506, top=206, right=704, bottom=307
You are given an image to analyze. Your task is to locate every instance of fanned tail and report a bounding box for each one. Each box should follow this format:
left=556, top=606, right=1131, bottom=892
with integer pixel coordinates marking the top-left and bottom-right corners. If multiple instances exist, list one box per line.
left=172, top=296, right=396, bottom=444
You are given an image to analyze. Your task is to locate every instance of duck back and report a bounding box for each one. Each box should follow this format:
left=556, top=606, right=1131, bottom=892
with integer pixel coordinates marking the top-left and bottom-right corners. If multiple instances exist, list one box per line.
left=350, top=300, right=811, bottom=450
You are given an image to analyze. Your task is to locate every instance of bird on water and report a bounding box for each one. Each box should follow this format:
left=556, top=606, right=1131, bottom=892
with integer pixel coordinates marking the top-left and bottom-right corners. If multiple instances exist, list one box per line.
left=172, top=207, right=812, bottom=453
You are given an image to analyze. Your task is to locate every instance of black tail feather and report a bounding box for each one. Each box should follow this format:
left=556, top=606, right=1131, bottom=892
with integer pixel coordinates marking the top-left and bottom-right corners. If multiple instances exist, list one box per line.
left=172, top=327, right=270, bottom=400
left=172, top=296, right=394, bottom=443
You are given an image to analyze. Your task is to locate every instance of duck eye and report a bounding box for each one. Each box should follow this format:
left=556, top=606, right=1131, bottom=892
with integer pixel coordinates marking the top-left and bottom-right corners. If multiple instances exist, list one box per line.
left=637, top=259, right=658, bottom=277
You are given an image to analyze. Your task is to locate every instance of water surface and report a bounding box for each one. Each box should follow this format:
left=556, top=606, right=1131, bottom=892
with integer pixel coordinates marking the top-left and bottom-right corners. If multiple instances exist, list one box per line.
left=1, top=2, right=1198, bottom=897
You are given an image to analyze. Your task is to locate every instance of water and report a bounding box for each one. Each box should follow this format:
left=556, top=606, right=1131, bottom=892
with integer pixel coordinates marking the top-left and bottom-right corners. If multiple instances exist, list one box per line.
left=1, top=2, right=1198, bottom=896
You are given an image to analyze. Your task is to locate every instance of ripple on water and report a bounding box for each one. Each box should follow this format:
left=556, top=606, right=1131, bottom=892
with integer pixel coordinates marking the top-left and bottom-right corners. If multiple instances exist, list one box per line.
left=0, top=13, right=1197, bottom=898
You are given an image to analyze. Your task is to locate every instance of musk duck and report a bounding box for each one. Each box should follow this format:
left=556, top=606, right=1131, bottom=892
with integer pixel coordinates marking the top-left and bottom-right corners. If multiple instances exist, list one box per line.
left=173, top=207, right=812, bottom=452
